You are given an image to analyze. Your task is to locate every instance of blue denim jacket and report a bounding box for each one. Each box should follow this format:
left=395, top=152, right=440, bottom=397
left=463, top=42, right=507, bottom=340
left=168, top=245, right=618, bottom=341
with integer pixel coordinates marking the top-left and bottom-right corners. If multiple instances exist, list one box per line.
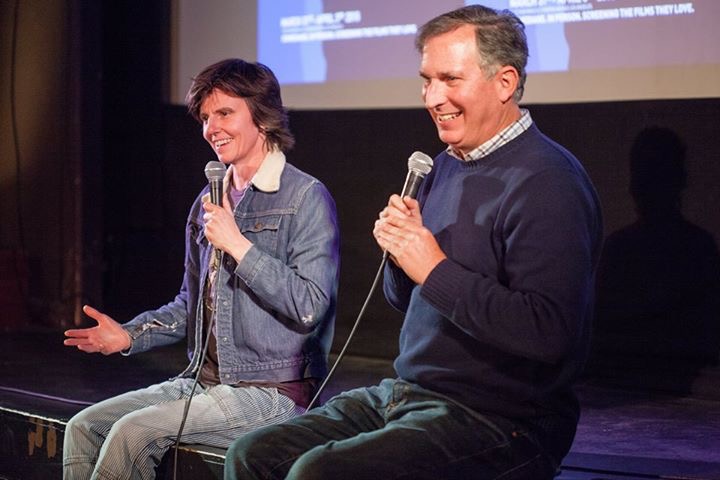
left=121, top=151, right=339, bottom=383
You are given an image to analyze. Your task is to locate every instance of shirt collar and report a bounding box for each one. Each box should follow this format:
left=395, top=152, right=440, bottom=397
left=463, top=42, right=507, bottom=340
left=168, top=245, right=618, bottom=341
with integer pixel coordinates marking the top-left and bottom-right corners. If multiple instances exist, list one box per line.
left=225, top=149, right=286, bottom=193
left=447, top=109, right=533, bottom=161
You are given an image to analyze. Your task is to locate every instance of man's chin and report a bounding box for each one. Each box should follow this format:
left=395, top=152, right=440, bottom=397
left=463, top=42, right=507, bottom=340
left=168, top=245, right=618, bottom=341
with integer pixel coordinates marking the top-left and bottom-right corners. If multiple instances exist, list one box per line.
left=440, top=136, right=464, bottom=152
left=437, top=129, right=459, bottom=145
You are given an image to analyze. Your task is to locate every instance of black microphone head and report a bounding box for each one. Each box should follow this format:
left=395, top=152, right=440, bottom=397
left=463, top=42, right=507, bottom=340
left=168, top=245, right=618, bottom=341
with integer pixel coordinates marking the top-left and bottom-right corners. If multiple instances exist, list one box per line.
left=408, top=151, right=433, bottom=177
left=204, top=161, right=226, bottom=181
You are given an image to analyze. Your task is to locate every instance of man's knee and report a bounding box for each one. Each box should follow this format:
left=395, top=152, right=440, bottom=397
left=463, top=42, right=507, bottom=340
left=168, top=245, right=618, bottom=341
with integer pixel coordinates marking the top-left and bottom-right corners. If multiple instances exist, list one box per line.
left=284, top=447, right=339, bottom=480
left=225, top=426, right=283, bottom=480
left=225, top=439, right=255, bottom=479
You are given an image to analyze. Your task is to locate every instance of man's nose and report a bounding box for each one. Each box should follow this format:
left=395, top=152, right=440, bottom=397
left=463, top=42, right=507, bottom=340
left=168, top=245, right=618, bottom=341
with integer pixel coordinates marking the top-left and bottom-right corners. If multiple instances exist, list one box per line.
left=423, top=80, right=446, bottom=109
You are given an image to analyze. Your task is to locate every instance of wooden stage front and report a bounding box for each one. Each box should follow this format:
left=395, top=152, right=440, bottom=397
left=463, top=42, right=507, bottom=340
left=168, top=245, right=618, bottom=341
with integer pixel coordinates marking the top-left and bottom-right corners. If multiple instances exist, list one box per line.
left=2, top=330, right=720, bottom=479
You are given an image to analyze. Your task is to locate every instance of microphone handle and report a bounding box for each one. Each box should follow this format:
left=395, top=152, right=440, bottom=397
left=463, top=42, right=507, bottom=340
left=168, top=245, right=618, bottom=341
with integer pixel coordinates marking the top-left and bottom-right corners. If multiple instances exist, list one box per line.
left=209, top=179, right=223, bottom=206
left=400, top=171, right=425, bottom=199
left=208, top=179, right=224, bottom=265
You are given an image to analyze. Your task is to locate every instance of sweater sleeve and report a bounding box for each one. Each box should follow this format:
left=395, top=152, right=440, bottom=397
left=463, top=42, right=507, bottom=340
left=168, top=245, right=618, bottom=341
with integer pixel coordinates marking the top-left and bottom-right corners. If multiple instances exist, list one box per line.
left=420, top=167, right=602, bottom=364
left=383, top=260, right=416, bottom=313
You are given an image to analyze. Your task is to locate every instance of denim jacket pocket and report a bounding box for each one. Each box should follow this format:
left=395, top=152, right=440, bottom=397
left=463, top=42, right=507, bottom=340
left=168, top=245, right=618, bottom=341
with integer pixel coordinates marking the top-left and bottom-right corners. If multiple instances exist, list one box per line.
left=239, top=215, right=281, bottom=256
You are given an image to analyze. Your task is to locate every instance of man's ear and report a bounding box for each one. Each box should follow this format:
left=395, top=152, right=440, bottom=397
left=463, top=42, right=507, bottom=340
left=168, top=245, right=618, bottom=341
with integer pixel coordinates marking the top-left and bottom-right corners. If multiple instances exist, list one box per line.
left=495, top=66, right=519, bottom=103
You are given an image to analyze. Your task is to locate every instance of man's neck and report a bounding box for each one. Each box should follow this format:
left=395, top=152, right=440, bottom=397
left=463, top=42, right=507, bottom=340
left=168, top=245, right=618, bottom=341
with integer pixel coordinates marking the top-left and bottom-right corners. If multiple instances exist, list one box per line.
left=454, top=104, right=522, bottom=159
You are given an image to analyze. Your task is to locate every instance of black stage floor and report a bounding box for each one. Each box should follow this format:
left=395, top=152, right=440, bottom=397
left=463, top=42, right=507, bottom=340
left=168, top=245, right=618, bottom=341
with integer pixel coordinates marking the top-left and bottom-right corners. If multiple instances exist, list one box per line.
left=2, top=330, right=720, bottom=479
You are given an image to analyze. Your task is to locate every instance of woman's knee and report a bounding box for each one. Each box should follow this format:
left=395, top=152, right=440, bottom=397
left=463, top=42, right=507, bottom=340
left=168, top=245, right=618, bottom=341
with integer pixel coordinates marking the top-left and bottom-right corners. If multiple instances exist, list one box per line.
left=65, top=401, right=122, bottom=438
left=104, top=411, right=157, bottom=445
left=63, top=409, right=106, bottom=464
left=64, top=407, right=101, bottom=445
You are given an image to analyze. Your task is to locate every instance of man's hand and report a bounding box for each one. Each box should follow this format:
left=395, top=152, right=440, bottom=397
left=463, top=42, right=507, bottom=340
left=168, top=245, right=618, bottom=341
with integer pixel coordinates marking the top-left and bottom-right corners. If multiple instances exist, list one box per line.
left=63, top=305, right=131, bottom=355
left=373, top=194, right=446, bottom=284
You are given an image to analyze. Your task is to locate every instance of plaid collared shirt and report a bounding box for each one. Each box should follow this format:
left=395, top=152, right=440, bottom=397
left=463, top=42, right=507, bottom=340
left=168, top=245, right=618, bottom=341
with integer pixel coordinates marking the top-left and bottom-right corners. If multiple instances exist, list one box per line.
left=447, top=109, right=533, bottom=161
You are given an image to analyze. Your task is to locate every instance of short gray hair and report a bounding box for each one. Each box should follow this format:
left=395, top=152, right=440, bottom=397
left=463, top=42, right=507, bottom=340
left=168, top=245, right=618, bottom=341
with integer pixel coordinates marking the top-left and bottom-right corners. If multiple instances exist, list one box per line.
left=416, top=5, right=528, bottom=102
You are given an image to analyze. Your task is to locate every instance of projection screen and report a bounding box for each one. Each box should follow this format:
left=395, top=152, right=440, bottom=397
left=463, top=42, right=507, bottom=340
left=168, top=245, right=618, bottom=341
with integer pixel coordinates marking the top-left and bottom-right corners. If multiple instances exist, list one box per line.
left=171, top=0, right=720, bottom=109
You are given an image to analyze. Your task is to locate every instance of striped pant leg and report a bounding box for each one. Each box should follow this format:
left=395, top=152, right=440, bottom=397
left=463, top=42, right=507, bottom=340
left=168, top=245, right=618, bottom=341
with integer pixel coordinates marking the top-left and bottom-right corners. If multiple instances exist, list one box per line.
left=160, top=384, right=298, bottom=450
left=66, top=379, right=297, bottom=480
left=63, top=378, right=198, bottom=480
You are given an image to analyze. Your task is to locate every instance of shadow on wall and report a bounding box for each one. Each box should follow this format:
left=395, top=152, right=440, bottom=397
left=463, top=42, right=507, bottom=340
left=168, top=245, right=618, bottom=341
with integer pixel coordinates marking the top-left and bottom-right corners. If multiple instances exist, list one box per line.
left=589, top=126, right=720, bottom=395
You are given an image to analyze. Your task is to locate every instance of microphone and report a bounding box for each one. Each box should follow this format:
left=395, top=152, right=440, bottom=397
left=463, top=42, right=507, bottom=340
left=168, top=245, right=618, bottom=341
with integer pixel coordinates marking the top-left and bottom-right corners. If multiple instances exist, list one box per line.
left=307, top=151, right=432, bottom=411
left=381, top=152, right=433, bottom=262
left=400, top=151, right=433, bottom=199
left=204, top=161, right=226, bottom=205
left=204, top=161, right=227, bottom=266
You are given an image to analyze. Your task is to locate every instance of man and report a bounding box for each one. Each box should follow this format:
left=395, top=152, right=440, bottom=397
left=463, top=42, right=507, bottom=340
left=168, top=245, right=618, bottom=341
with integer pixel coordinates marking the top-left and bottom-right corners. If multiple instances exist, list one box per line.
left=226, top=5, right=602, bottom=480
left=225, top=5, right=602, bottom=480
left=62, top=59, right=340, bottom=480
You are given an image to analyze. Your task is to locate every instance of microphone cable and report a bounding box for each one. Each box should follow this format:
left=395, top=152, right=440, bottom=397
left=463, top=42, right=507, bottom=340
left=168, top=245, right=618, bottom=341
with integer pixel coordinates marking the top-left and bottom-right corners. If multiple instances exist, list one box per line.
left=172, top=242, right=388, bottom=475
left=305, top=252, right=389, bottom=411
left=172, top=164, right=227, bottom=478
left=305, top=151, right=432, bottom=411
left=172, top=268, right=219, bottom=480
left=172, top=164, right=226, bottom=478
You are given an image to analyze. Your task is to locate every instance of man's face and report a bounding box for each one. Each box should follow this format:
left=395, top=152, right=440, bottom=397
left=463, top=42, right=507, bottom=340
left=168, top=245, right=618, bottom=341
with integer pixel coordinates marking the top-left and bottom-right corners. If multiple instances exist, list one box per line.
left=420, top=25, right=508, bottom=157
left=200, top=88, right=266, bottom=166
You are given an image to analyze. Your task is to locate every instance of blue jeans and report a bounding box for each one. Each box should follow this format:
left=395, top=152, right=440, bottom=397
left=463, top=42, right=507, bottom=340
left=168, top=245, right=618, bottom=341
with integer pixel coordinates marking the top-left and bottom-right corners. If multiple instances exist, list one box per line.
left=225, top=378, right=558, bottom=480
left=63, top=378, right=297, bottom=480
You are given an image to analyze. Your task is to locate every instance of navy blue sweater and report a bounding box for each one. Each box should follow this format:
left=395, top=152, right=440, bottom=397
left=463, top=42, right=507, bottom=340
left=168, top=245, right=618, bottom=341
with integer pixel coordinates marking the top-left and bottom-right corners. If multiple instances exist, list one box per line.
left=385, top=124, right=603, bottom=455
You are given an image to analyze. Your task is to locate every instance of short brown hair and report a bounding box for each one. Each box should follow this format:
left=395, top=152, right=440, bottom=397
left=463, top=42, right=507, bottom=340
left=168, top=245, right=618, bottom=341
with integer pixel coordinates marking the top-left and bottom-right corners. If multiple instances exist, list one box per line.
left=186, top=59, right=295, bottom=152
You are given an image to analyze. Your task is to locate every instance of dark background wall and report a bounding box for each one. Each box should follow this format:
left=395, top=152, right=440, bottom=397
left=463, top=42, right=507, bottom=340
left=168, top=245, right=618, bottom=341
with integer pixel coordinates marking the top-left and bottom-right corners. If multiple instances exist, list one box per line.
left=0, top=0, right=103, bottom=328
left=147, top=101, right=720, bottom=363
left=2, top=2, right=719, bottom=389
